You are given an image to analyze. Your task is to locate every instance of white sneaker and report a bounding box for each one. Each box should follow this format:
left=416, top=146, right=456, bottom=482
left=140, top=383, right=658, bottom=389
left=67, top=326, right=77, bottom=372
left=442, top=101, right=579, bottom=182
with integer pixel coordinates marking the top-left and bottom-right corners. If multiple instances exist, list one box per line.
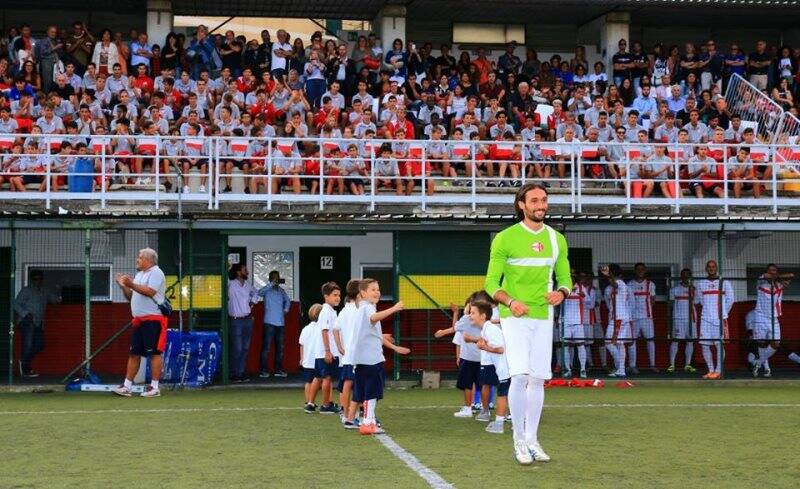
left=485, top=420, right=504, bottom=434
left=183, top=185, right=190, bottom=193
left=199, top=185, right=206, bottom=193
left=579, top=370, right=588, bottom=379
left=140, top=386, right=161, bottom=397
left=475, top=410, right=491, bottom=422
left=453, top=406, right=473, bottom=418
left=112, top=385, right=132, bottom=397
left=528, top=442, right=551, bottom=462
left=752, top=364, right=760, bottom=377
left=514, top=439, right=533, bottom=465
left=764, top=366, right=772, bottom=377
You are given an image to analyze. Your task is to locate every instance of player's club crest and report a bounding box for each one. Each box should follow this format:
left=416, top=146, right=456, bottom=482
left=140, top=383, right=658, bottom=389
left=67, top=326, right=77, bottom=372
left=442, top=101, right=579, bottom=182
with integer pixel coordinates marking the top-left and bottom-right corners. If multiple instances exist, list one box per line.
left=531, top=241, right=544, bottom=252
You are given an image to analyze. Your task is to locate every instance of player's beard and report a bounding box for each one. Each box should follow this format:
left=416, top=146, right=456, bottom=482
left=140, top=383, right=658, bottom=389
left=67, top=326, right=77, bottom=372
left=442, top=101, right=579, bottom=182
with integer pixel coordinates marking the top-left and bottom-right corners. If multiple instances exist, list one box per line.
left=525, top=208, right=546, bottom=223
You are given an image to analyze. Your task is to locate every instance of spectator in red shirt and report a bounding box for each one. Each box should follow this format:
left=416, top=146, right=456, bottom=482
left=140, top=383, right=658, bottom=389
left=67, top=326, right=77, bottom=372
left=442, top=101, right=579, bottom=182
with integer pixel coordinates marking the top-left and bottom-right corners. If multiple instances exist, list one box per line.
left=130, top=63, right=154, bottom=105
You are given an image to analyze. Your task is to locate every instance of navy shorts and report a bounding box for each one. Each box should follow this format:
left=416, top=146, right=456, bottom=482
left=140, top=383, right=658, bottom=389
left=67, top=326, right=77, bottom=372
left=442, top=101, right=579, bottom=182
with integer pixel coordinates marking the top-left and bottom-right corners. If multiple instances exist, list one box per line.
left=130, top=320, right=164, bottom=357
left=314, top=356, right=340, bottom=378
left=479, top=364, right=499, bottom=387
left=301, top=367, right=318, bottom=383
left=497, top=378, right=510, bottom=397
left=353, top=362, right=385, bottom=403
left=337, top=364, right=355, bottom=392
left=456, top=359, right=481, bottom=391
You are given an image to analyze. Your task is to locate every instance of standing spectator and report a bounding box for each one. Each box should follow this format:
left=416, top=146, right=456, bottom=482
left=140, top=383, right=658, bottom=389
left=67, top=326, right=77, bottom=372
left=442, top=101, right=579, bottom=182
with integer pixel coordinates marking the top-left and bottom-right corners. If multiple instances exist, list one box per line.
left=220, top=30, right=243, bottom=77
left=255, top=30, right=272, bottom=77
left=270, top=29, right=292, bottom=81
left=351, top=35, right=370, bottom=73
left=228, top=263, right=258, bottom=383
left=92, top=29, right=120, bottom=76
left=436, top=44, right=456, bottom=73
left=521, top=48, right=541, bottom=80
left=327, top=43, right=356, bottom=99
left=612, top=38, right=632, bottom=86
left=698, top=40, right=724, bottom=91
left=112, top=248, right=167, bottom=398
left=748, top=40, right=771, bottom=91
left=113, top=32, right=130, bottom=75
left=130, top=32, right=153, bottom=74
left=472, top=47, right=493, bottom=85
left=650, top=43, right=670, bottom=85
left=630, top=41, right=649, bottom=91
left=384, top=38, right=407, bottom=83
left=188, top=25, right=216, bottom=80
left=64, top=21, right=94, bottom=76
left=37, top=25, right=64, bottom=93
left=724, top=44, right=746, bottom=88
left=160, top=32, right=182, bottom=75
left=258, top=270, right=291, bottom=378
left=14, top=271, right=60, bottom=377
left=12, top=24, right=35, bottom=72
left=498, top=42, right=522, bottom=82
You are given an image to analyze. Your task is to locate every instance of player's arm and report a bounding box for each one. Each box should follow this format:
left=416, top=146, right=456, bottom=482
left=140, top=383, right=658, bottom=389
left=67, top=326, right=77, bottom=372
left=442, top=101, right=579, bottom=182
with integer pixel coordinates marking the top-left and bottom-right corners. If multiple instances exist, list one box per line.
left=547, top=233, right=572, bottom=305
left=332, top=328, right=345, bottom=356
left=321, top=320, right=333, bottom=363
left=462, top=333, right=480, bottom=343
left=650, top=281, right=656, bottom=308
left=724, top=281, right=735, bottom=315
left=299, top=345, right=304, bottom=365
left=382, top=335, right=410, bottom=354
left=434, top=326, right=455, bottom=338
left=485, top=233, right=527, bottom=315
left=370, top=301, right=404, bottom=325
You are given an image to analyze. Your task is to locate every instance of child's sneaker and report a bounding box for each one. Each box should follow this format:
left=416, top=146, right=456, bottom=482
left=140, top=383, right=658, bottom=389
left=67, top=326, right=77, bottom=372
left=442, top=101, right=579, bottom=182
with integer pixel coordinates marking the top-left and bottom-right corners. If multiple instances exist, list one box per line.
left=303, top=403, right=316, bottom=414
left=475, top=410, right=491, bottom=422
left=140, top=386, right=160, bottom=397
left=513, top=439, right=533, bottom=465
left=359, top=423, right=385, bottom=435
left=485, top=420, right=504, bottom=434
left=343, top=420, right=359, bottom=430
left=112, top=385, right=132, bottom=397
left=453, top=406, right=473, bottom=418
left=319, top=403, right=337, bottom=414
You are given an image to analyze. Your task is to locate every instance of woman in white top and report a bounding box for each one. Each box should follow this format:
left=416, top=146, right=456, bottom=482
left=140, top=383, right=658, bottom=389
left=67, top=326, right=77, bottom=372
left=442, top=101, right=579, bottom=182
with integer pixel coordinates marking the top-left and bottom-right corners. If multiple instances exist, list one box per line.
left=92, top=29, right=120, bottom=76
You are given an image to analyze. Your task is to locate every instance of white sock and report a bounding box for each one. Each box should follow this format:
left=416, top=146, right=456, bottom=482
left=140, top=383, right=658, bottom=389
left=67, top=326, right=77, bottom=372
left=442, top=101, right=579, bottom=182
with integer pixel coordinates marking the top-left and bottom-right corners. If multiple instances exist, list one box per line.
left=702, top=345, right=714, bottom=372
left=606, top=341, right=620, bottom=367
left=599, top=344, right=607, bottom=367
left=617, top=344, right=627, bottom=374
left=647, top=340, right=656, bottom=368
left=509, top=375, right=529, bottom=442
left=123, top=378, right=133, bottom=389
left=564, top=346, right=572, bottom=373
left=524, top=378, right=545, bottom=445
left=715, top=345, right=723, bottom=373
left=669, top=342, right=678, bottom=367
left=151, top=380, right=159, bottom=389
left=747, top=352, right=756, bottom=364
left=684, top=342, right=694, bottom=367
left=628, top=342, right=637, bottom=368
left=765, top=346, right=776, bottom=360
left=758, top=347, right=770, bottom=367
left=363, top=399, right=377, bottom=424
left=495, top=415, right=504, bottom=422
left=578, top=345, right=587, bottom=371
left=788, top=352, right=800, bottom=364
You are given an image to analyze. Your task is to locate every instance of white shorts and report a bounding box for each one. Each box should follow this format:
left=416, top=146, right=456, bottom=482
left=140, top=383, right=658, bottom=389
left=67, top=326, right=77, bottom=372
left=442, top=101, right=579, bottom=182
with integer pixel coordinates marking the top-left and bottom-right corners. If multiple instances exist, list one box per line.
left=593, top=323, right=605, bottom=341
left=606, top=320, right=632, bottom=344
left=562, top=323, right=585, bottom=343
left=753, top=316, right=781, bottom=341
left=501, top=317, right=553, bottom=380
left=583, top=324, right=594, bottom=341
left=671, top=317, right=698, bottom=340
left=699, top=319, right=728, bottom=345
left=631, top=318, right=655, bottom=339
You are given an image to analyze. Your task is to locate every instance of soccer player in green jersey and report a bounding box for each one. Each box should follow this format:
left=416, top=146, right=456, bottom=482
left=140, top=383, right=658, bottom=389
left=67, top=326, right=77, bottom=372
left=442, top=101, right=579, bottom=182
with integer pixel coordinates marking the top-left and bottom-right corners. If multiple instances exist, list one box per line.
left=485, top=183, right=572, bottom=465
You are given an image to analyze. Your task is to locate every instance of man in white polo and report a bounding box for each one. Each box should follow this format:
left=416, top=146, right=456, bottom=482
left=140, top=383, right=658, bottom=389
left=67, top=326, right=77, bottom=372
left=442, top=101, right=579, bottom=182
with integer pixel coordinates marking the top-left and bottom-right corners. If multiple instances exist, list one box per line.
left=485, top=183, right=572, bottom=465
left=113, top=248, right=167, bottom=398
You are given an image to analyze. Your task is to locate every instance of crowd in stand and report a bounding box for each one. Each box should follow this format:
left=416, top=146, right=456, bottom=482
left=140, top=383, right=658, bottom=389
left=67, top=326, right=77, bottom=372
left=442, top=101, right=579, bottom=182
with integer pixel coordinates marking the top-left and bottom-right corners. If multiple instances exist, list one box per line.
left=0, top=22, right=799, bottom=197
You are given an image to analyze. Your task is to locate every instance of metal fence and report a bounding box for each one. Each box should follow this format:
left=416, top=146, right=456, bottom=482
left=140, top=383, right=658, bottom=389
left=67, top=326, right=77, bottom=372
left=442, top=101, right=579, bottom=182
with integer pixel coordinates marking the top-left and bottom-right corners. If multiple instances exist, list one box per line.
left=724, top=73, right=784, bottom=142
left=2, top=134, right=800, bottom=214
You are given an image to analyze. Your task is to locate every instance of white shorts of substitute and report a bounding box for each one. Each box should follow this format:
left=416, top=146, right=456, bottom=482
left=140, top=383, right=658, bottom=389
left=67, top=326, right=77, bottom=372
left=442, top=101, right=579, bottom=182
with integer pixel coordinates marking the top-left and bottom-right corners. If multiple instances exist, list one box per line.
left=631, top=318, right=655, bottom=339
left=753, top=316, right=781, bottom=341
left=562, top=323, right=586, bottom=343
left=699, top=319, right=728, bottom=345
left=502, top=317, right=553, bottom=380
left=672, top=317, right=697, bottom=340
left=606, top=320, right=633, bottom=344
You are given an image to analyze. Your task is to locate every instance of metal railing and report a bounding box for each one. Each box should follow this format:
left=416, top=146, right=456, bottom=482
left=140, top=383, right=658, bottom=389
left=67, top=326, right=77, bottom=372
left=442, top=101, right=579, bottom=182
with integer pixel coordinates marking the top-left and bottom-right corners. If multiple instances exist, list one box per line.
left=724, top=73, right=785, bottom=143
left=1, top=134, right=800, bottom=214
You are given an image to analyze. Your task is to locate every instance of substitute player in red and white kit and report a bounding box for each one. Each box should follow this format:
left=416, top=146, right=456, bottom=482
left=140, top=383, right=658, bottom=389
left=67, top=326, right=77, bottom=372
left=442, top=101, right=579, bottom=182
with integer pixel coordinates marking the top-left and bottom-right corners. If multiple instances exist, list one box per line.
left=580, top=272, right=605, bottom=370
left=627, top=263, right=657, bottom=373
left=562, top=269, right=588, bottom=378
left=601, top=264, right=632, bottom=377
left=694, top=260, right=734, bottom=379
left=667, top=268, right=697, bottom=373
left=752, top=264, right=794, bottom=377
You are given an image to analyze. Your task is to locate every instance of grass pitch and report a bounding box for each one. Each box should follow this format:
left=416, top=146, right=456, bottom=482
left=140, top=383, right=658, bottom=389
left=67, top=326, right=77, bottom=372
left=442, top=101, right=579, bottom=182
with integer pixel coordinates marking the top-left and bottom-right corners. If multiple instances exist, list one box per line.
left=2, top=384, right=799, bottom=488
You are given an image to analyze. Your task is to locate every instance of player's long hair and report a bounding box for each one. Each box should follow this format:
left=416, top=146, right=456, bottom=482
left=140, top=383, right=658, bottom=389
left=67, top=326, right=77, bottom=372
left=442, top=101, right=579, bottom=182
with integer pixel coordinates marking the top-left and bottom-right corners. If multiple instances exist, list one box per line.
left=514, top=182, right=548, bottom=221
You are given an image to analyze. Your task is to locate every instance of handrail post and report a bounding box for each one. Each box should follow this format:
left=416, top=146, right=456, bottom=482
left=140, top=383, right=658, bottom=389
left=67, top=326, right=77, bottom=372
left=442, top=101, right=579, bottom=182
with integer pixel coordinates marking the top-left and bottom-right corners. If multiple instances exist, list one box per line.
left=625, top=150, right=631, bottom=214
left=45, top=136, right=52, bottom=210
left=576, top=148, right=583, bottom=213
left=673, top=152, right=680, bottom=214
left=100, top=138, right=107, bottom=209
left=722, top=144, right=728, bottom=214
left=772, top=146, right=778, bottom=214
left=319, top=136, right=325, bottom=210
left=266, top=139, right=273, bottom=211
left=421, top=144, right=427, bottom=211
left=369, top=145, right=376, bottom=212
left=155, top=135, right=161, bottom=210
left=470, top=143, right=477, bottom=212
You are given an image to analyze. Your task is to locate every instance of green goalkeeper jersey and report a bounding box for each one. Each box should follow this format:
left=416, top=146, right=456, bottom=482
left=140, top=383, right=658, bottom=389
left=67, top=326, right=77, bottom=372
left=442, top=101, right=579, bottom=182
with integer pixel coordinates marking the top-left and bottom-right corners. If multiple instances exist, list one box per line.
left=484, top=222, right=572, bottom=320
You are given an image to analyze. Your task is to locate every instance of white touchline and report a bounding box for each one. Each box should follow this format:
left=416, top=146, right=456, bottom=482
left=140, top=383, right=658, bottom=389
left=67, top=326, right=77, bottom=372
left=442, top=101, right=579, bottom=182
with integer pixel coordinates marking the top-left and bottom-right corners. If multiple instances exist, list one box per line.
left=375, top=433, right=455, bottom=489
left=1, top=403, right=799, bottom=416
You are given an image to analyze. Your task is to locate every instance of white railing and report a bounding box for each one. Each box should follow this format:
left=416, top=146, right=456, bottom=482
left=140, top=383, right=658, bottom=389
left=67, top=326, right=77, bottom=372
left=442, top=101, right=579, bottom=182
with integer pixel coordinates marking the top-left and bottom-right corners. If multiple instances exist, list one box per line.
left=724, top=73, right=785, bottom=143
left=1, top=134, right=799, bottom=214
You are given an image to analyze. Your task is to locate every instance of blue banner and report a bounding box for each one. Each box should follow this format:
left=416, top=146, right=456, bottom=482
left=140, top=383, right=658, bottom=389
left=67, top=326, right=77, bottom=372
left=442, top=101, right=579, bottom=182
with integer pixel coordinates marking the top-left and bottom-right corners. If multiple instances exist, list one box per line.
left=157, top=330, right=222, bottom=387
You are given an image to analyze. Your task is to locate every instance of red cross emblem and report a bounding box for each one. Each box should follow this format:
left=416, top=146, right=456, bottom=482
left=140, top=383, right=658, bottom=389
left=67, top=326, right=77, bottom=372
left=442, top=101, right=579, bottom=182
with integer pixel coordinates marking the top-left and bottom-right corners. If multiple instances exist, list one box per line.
left=532, top=241, right=544, bottom=252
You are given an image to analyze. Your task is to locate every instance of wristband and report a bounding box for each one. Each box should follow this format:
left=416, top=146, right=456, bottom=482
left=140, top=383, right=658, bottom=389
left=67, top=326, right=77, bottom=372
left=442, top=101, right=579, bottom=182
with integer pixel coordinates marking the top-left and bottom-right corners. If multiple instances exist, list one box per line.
left=559, top=289, right=569, bottom=299
left=507, top=299, right=516, bottom=308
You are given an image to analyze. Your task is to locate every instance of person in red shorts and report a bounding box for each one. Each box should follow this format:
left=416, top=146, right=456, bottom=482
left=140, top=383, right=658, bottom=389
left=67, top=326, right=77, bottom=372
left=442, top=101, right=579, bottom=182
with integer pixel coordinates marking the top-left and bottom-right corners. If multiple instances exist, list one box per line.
left=113, top=248, right=168, bottom=398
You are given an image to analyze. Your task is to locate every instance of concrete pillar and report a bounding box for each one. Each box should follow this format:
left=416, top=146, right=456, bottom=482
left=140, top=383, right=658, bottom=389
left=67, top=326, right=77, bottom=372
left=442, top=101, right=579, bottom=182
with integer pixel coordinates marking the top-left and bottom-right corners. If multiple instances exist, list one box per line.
left=599, top=12, right=630, bottom=79
left=146, top=0, right=174, bottom=47
left=373, top=5, right=406, bottom=55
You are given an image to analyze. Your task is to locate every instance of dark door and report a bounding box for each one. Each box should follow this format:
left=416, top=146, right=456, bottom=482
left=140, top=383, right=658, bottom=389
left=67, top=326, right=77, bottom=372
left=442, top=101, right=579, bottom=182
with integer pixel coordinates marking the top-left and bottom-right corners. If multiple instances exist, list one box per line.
left=299, top=247, right=351, bottom=322
left=0, top=247, right=12, bottom=380
left=569, top=247, right=593, bottom=276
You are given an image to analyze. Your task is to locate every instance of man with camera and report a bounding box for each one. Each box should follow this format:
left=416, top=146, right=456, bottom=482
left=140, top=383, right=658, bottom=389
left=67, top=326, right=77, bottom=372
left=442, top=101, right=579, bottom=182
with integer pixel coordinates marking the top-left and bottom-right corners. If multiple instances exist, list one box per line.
left=258, top=270, right=291, bottom=378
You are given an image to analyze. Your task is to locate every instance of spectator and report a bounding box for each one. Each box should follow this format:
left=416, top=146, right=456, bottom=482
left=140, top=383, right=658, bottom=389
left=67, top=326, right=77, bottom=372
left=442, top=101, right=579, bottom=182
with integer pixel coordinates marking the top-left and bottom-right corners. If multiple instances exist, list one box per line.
left=497, top=42, right=522, bottom=81
left=14, top=271, right=60, bottom=377
left=257, top=270, right=291, bottom=378
left=748, top=40, right=771, bottom=91
left=130, top=33, right=153, bottom=73
left=228, top=263, right=258, bottom=383
left=65, top=21, right=94, bottom=76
